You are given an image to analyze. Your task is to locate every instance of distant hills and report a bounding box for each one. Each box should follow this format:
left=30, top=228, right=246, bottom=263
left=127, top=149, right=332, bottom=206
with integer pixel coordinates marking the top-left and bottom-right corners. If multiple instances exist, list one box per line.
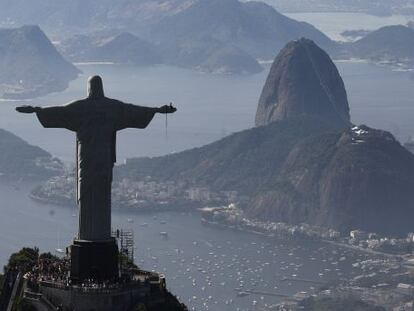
left=261, top=0, right=414, bottom=15
left=0, top=0, right=412, bottom=76
left=58, top=32, right=162, bottom=66
left=0, top=0, right=337, bottom=75
left=113, top=39, right=414, bottom=236
left=0, top=25, right=79, bottom=99
left=0, top=0, right=193, bottom=34
left=343, top=25, right=414, bottom=67
left=0, top=128, right=63, bottom=179
left=148, top=0, right=335, bottom=61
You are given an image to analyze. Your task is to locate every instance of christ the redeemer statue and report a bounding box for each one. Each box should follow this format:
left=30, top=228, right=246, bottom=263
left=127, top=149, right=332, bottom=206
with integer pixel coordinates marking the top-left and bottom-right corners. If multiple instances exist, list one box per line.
left=17, top=76, right=176, bottom=242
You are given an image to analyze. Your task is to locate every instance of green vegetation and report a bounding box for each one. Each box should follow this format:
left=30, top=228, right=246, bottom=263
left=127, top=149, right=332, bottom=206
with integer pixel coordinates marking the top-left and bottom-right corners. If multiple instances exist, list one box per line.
left=5, top=247, right=39, bottom=273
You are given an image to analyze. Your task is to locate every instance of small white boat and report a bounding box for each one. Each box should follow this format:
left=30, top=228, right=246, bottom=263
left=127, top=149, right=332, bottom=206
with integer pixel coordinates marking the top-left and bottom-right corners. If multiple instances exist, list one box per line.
left=55, top=231, right=64, bottom=254
left=237, top=291, right=250, bottom=297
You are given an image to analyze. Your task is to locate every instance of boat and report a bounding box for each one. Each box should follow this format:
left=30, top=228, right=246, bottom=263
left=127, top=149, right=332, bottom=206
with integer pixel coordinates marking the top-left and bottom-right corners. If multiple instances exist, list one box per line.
left=55, top=231, right=64, bottom=255
left=236, top=291, right=250, bottom=297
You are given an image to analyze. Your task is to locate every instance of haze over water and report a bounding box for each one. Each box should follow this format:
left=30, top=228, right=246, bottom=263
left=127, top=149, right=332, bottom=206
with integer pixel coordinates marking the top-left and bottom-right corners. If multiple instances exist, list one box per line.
left=0, top=60, right=412, bottom=310
left=0, top=61, right=413, bottom=164
left=1, top=13, right=414, bottom=310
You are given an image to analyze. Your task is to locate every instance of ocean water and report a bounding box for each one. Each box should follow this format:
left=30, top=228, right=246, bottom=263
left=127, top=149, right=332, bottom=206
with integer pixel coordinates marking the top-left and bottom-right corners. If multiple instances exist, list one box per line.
left=0, top=182, right=370, bottom=311
left=0, top=64, right=266, bottom=163
left=0, top=62, right=413, bottom=164
left=0, top=61, right=413, bottom=310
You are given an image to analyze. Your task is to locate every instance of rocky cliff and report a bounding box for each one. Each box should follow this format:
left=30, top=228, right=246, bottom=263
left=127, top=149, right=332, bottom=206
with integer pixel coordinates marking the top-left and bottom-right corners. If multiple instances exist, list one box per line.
left=255, top=38, right=350, bottom=128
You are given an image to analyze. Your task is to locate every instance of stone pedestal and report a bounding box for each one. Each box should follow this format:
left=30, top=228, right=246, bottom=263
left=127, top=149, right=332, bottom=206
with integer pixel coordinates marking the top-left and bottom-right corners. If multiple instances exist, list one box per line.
left=70, top=239, right=118, bottom=281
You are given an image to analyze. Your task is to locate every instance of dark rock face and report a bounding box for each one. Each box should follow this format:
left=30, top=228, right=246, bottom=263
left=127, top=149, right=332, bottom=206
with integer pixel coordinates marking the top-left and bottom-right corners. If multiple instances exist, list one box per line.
left=0, top=25, right=79, bottom=99
left=255, top=38, right=350, bottom=128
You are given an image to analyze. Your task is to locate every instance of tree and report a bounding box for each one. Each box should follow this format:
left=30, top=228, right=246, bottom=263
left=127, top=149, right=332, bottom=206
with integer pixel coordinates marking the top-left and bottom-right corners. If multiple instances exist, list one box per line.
left=5, top=247, right=39, bottom=273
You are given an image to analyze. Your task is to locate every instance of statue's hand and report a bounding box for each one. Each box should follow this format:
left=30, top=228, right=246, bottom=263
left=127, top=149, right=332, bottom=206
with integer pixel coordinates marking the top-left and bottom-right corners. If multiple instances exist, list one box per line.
left=16, top=105, right=38, bottom=113
left=158, top=103, right=177, bottom=114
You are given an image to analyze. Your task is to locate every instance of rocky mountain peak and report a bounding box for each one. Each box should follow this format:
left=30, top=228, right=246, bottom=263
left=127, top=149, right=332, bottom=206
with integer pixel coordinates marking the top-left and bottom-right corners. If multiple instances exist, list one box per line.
left=255, top=38, right=350, bottom=128
left=0, top=25, right=79, bottom=99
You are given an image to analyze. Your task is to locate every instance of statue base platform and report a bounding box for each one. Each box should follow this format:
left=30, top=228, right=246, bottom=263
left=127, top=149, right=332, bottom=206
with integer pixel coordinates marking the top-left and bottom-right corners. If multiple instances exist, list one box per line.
left=24, top=273, right=172, bottom=311
left=70, top=239, right=118, bottom=281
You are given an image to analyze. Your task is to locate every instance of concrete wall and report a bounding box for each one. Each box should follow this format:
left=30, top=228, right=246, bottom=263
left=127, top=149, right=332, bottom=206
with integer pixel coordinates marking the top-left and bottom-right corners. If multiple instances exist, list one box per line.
left=40, top=282, right=153, bottom=311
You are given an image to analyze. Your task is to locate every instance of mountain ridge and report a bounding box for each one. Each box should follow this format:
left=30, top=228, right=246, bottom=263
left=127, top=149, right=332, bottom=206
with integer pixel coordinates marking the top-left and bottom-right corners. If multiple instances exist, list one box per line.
left=0, top=25, right=79, bottom=99
left=0, top=128, right=64, bottom=179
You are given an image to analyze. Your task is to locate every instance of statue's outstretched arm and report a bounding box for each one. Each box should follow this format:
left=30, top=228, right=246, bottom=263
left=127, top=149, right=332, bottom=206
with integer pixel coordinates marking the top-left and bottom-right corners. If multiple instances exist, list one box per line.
left=16, top=103, right=79, bottom=131
left=16, top=105, right=42, bottom=114
left=116, top=102, right=176, bottom=130
left=156, top=103, right=177, bottom=114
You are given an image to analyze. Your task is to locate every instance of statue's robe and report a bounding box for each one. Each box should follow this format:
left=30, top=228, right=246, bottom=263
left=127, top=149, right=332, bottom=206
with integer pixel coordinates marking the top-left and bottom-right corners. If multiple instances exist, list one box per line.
left=36, top=98, right=156, bottom=241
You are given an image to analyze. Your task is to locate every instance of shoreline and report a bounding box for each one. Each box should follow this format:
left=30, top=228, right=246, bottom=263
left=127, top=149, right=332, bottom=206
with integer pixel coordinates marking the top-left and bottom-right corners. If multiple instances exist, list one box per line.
left=29, top=189, right=412, bottom=260
left=200, top=217, right=407, bottom=261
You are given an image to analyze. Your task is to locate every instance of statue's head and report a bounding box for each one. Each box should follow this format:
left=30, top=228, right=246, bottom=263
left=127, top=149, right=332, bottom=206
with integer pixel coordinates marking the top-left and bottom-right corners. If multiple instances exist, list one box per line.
left=87, top=75, right=105, bottom=99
